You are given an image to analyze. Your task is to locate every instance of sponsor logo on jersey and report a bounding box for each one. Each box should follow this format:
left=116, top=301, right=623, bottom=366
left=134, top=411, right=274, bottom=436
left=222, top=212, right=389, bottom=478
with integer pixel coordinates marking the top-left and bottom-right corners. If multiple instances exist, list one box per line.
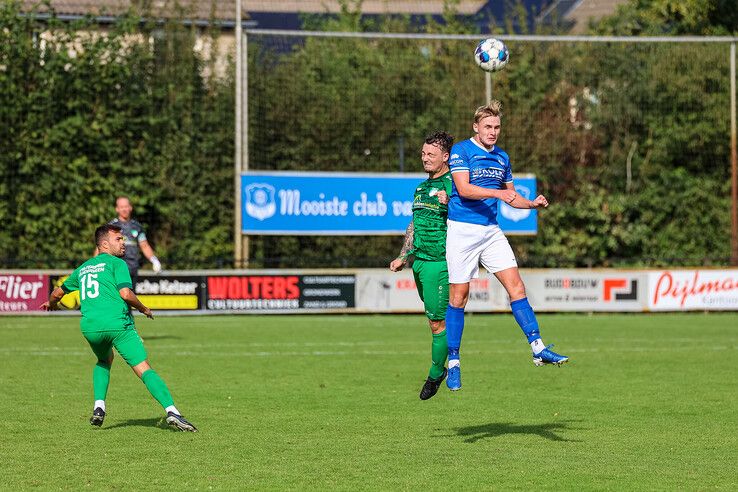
left=470, top=168, right=505, bottom=179
left=244, top=183, right=276, bottom=221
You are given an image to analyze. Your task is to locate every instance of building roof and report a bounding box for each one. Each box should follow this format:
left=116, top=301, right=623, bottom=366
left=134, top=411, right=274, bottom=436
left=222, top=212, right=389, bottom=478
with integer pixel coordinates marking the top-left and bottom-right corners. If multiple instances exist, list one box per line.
left=244, top=1, right=487, bottom=15
left=21, top=1, right=238, bottom=21
left=563, top=0, right=629, bottom=33
left=20, top=0, right=489, bottom=20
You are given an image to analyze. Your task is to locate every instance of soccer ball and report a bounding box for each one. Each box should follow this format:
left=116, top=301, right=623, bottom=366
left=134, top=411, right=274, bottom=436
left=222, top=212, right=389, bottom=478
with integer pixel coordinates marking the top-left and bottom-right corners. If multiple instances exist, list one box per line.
left=474, top=38, right=509, bottom=72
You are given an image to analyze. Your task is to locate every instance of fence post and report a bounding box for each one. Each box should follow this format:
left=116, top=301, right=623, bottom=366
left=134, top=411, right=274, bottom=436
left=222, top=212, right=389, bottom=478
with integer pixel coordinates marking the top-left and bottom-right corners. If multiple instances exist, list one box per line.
left=731, top=41, right=737, bottom=265
left=234, top=0, right=243, bottom=268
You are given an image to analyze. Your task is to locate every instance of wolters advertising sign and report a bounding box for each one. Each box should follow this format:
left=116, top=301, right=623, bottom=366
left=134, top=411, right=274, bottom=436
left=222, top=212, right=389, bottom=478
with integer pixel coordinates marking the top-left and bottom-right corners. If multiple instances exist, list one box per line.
left=241, top=171, right=538, bottom=235
left=206, top=274, right=355, bottom=311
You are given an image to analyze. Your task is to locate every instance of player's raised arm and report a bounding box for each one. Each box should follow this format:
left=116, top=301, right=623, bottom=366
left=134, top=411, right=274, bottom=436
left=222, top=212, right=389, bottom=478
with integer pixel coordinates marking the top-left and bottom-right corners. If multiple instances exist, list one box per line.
left=390, top=220, right=414, bottom=271
left=119, top=287, right=153, bottom=319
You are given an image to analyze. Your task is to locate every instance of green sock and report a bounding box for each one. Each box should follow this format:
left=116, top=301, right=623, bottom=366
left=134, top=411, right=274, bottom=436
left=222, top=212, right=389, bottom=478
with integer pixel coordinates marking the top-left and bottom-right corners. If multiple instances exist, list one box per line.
left=429, top=329, right=448, bottom=380
left=93, top=361, right=111, bottom=401
left=141, top=369, right=174, bottom=409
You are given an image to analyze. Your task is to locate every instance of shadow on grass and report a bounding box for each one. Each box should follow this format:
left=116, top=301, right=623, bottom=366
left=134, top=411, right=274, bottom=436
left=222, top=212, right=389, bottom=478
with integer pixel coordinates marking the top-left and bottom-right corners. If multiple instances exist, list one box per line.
left=452, top=421, right=582, bottom=443
left=102, top=417, right=174, bottom=431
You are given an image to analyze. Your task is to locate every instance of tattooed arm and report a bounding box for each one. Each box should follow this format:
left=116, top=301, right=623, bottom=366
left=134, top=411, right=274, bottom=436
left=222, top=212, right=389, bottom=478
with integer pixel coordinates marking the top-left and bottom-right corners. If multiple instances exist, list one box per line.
left=389, top=220, right=414, bottom=272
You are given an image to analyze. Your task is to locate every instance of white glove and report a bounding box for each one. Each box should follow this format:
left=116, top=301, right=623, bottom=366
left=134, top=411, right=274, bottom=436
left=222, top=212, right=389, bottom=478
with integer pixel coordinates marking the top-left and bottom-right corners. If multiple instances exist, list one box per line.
left=150, top=256, right=162, bottom=274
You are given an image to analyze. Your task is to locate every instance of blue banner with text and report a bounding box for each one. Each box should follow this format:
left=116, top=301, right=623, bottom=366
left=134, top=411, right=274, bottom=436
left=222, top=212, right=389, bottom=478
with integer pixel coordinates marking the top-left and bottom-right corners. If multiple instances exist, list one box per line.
left=241, top=171, right=537, bottom=235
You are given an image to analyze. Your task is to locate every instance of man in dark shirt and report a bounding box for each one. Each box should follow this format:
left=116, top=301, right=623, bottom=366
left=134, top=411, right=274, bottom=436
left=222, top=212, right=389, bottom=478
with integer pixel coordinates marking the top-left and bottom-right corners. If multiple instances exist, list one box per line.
left=102, top=196, right=161, bottom=289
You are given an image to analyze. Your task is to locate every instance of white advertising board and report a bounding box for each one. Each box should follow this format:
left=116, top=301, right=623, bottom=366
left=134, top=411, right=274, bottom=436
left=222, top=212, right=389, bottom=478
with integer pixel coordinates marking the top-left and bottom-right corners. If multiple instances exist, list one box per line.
left=355, top=269, right=510, bottom=312
left=521, top=270, right=648, bottom=312
left=648, top=269, right=738, bottom=311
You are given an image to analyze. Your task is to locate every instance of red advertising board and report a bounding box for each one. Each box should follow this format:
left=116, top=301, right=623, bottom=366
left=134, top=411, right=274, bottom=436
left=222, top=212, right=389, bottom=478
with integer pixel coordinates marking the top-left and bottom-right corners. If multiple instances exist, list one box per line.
left=0, top=274, right=49, bottom=312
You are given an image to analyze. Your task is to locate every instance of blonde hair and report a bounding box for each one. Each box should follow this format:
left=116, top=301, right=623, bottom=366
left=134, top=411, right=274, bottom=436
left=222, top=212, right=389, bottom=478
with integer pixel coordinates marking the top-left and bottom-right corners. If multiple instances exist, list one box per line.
left=474, top=100, right=503, bottom=123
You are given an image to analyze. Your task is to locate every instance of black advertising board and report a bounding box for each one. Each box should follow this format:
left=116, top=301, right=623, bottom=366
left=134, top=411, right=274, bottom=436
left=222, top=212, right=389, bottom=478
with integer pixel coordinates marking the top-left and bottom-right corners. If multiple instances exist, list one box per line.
left=206, top=274, right=355, bottom=311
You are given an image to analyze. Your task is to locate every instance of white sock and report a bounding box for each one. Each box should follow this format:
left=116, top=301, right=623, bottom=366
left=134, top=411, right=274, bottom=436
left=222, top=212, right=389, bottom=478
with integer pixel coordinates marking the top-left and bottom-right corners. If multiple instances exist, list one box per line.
left=448, top=359, right=460, bottom=368
left=531, top=338, right=546, bottom=354
left=94, top=400, right=106, bottom=411
left=165, top=405, right=180, bottom=415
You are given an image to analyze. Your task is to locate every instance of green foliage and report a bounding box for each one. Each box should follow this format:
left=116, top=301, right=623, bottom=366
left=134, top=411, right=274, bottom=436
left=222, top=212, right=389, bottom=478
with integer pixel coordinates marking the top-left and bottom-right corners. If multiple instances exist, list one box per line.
left=0, top=0, right=234, bottom=268
left=246, top=5, right=734, bottom=267
left=594, top=0, right=738, bottom=35
left=0, top=0, right=734, bottom=268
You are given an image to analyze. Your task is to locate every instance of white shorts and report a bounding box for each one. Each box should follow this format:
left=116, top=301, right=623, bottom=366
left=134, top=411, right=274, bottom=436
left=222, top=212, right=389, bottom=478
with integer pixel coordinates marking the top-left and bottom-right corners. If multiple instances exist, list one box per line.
left=445, top=220, right=518, bottom=284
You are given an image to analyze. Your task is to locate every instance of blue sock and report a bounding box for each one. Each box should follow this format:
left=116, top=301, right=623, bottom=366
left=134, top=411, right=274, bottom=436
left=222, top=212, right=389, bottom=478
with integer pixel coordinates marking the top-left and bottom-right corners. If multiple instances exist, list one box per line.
left=510, top=297, right=541, bottom=343
left=445, top=305, right=465, bottom=361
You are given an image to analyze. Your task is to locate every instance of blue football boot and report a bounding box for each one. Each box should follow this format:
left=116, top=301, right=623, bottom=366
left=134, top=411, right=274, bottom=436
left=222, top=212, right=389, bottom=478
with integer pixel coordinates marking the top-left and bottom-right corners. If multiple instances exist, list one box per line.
left=446, top=364, right=461, bottom=391
left=533, top=344, right=569, bottom=366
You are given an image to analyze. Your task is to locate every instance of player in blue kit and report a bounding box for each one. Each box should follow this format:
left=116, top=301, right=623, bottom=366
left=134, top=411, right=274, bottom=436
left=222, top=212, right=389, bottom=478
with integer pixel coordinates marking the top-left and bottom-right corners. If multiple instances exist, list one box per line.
left=445, top=100, right=568, bottom=391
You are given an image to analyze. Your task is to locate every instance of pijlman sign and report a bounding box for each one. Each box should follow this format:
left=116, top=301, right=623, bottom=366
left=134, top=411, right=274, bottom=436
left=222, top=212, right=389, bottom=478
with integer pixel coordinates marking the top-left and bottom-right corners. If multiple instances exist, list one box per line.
left=648, top=270, right=738, bottom=310
left=241, top=171, right=538, bottom=235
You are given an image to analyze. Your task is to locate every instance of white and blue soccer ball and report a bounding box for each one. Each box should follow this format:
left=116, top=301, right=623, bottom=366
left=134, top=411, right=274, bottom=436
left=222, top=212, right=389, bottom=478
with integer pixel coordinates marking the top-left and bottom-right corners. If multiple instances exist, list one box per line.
left=474, top=38, right=509, bottom=72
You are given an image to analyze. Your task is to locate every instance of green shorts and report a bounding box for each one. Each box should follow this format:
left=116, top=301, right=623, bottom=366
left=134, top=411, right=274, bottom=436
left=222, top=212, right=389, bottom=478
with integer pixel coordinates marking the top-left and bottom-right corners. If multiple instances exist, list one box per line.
left=412, top=258, right=449, bottom=321
left=83, top=329, right=148, bottom=367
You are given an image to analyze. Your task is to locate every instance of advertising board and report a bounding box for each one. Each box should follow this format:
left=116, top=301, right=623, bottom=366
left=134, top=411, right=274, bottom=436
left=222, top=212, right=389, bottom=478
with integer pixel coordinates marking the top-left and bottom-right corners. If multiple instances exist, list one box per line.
left=206, top=274, right=355, bottom=311
left=355, top=270, right=509, bottom=312
left=135, top=275, right=205, bottom=310
left=648, top=269, right=738, bottom=311
left=4, top=268, right=738, bottom=315
left=241, top=171, right=537, bottom=235
left=521, top=270, right=647, bottom=312
left=0, top=274, right=48, bottom=312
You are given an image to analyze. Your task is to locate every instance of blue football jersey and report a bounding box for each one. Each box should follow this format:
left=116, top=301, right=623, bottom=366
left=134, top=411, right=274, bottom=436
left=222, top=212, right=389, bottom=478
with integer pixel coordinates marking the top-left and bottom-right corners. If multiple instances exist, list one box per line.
left=448, top=138, right=513, bottom=226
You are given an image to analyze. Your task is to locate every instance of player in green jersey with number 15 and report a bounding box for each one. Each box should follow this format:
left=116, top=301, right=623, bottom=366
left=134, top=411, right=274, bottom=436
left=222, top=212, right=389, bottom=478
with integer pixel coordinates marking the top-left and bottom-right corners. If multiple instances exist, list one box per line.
left=390, top=131, right=454, bottom=400
left=42, top=224, right=196, bottom=432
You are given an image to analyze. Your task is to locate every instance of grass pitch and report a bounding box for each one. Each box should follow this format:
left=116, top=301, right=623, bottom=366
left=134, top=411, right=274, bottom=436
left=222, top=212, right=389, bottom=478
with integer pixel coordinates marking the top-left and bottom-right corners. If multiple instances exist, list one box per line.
left=1, top=313, right=736, bottom=490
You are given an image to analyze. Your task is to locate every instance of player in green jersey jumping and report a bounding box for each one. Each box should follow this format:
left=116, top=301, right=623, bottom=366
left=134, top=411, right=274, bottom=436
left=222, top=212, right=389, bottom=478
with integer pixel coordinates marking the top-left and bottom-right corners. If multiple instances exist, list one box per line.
left=42, top=224, right=196, bottom=432
left=390, top=131, right=454, bottom=400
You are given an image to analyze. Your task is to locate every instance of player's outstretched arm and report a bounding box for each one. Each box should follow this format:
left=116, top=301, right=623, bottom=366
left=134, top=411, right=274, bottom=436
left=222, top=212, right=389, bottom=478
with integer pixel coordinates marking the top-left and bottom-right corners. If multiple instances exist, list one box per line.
left=119, top=288, right=154, bottom=319
left=390, top=220, right=414, bottom=272
left=503, top=183, right=549, bottom=209
left=452, top=172, right=512, bottom=201
left=40, top=287, right=65, bottom=311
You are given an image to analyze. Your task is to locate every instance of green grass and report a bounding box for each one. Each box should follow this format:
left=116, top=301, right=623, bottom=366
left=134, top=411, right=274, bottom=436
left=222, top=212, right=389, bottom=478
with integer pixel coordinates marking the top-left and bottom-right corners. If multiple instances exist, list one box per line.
left=1, top=313, right=737, bottom=490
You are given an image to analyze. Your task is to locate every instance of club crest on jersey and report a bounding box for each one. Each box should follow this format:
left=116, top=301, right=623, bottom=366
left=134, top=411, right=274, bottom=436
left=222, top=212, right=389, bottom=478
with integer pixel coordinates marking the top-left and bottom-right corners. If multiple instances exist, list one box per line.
left=244, top=183, right=276, bottom=221
left=500, top=185, right=532, bottom=222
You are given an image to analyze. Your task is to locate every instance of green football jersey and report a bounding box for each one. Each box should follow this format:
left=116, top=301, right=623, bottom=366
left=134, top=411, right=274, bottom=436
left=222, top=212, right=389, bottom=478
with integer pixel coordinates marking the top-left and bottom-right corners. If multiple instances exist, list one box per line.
left=62, top=254, right=134, bottom=332
left=412, top=171, right=453, bottom=261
